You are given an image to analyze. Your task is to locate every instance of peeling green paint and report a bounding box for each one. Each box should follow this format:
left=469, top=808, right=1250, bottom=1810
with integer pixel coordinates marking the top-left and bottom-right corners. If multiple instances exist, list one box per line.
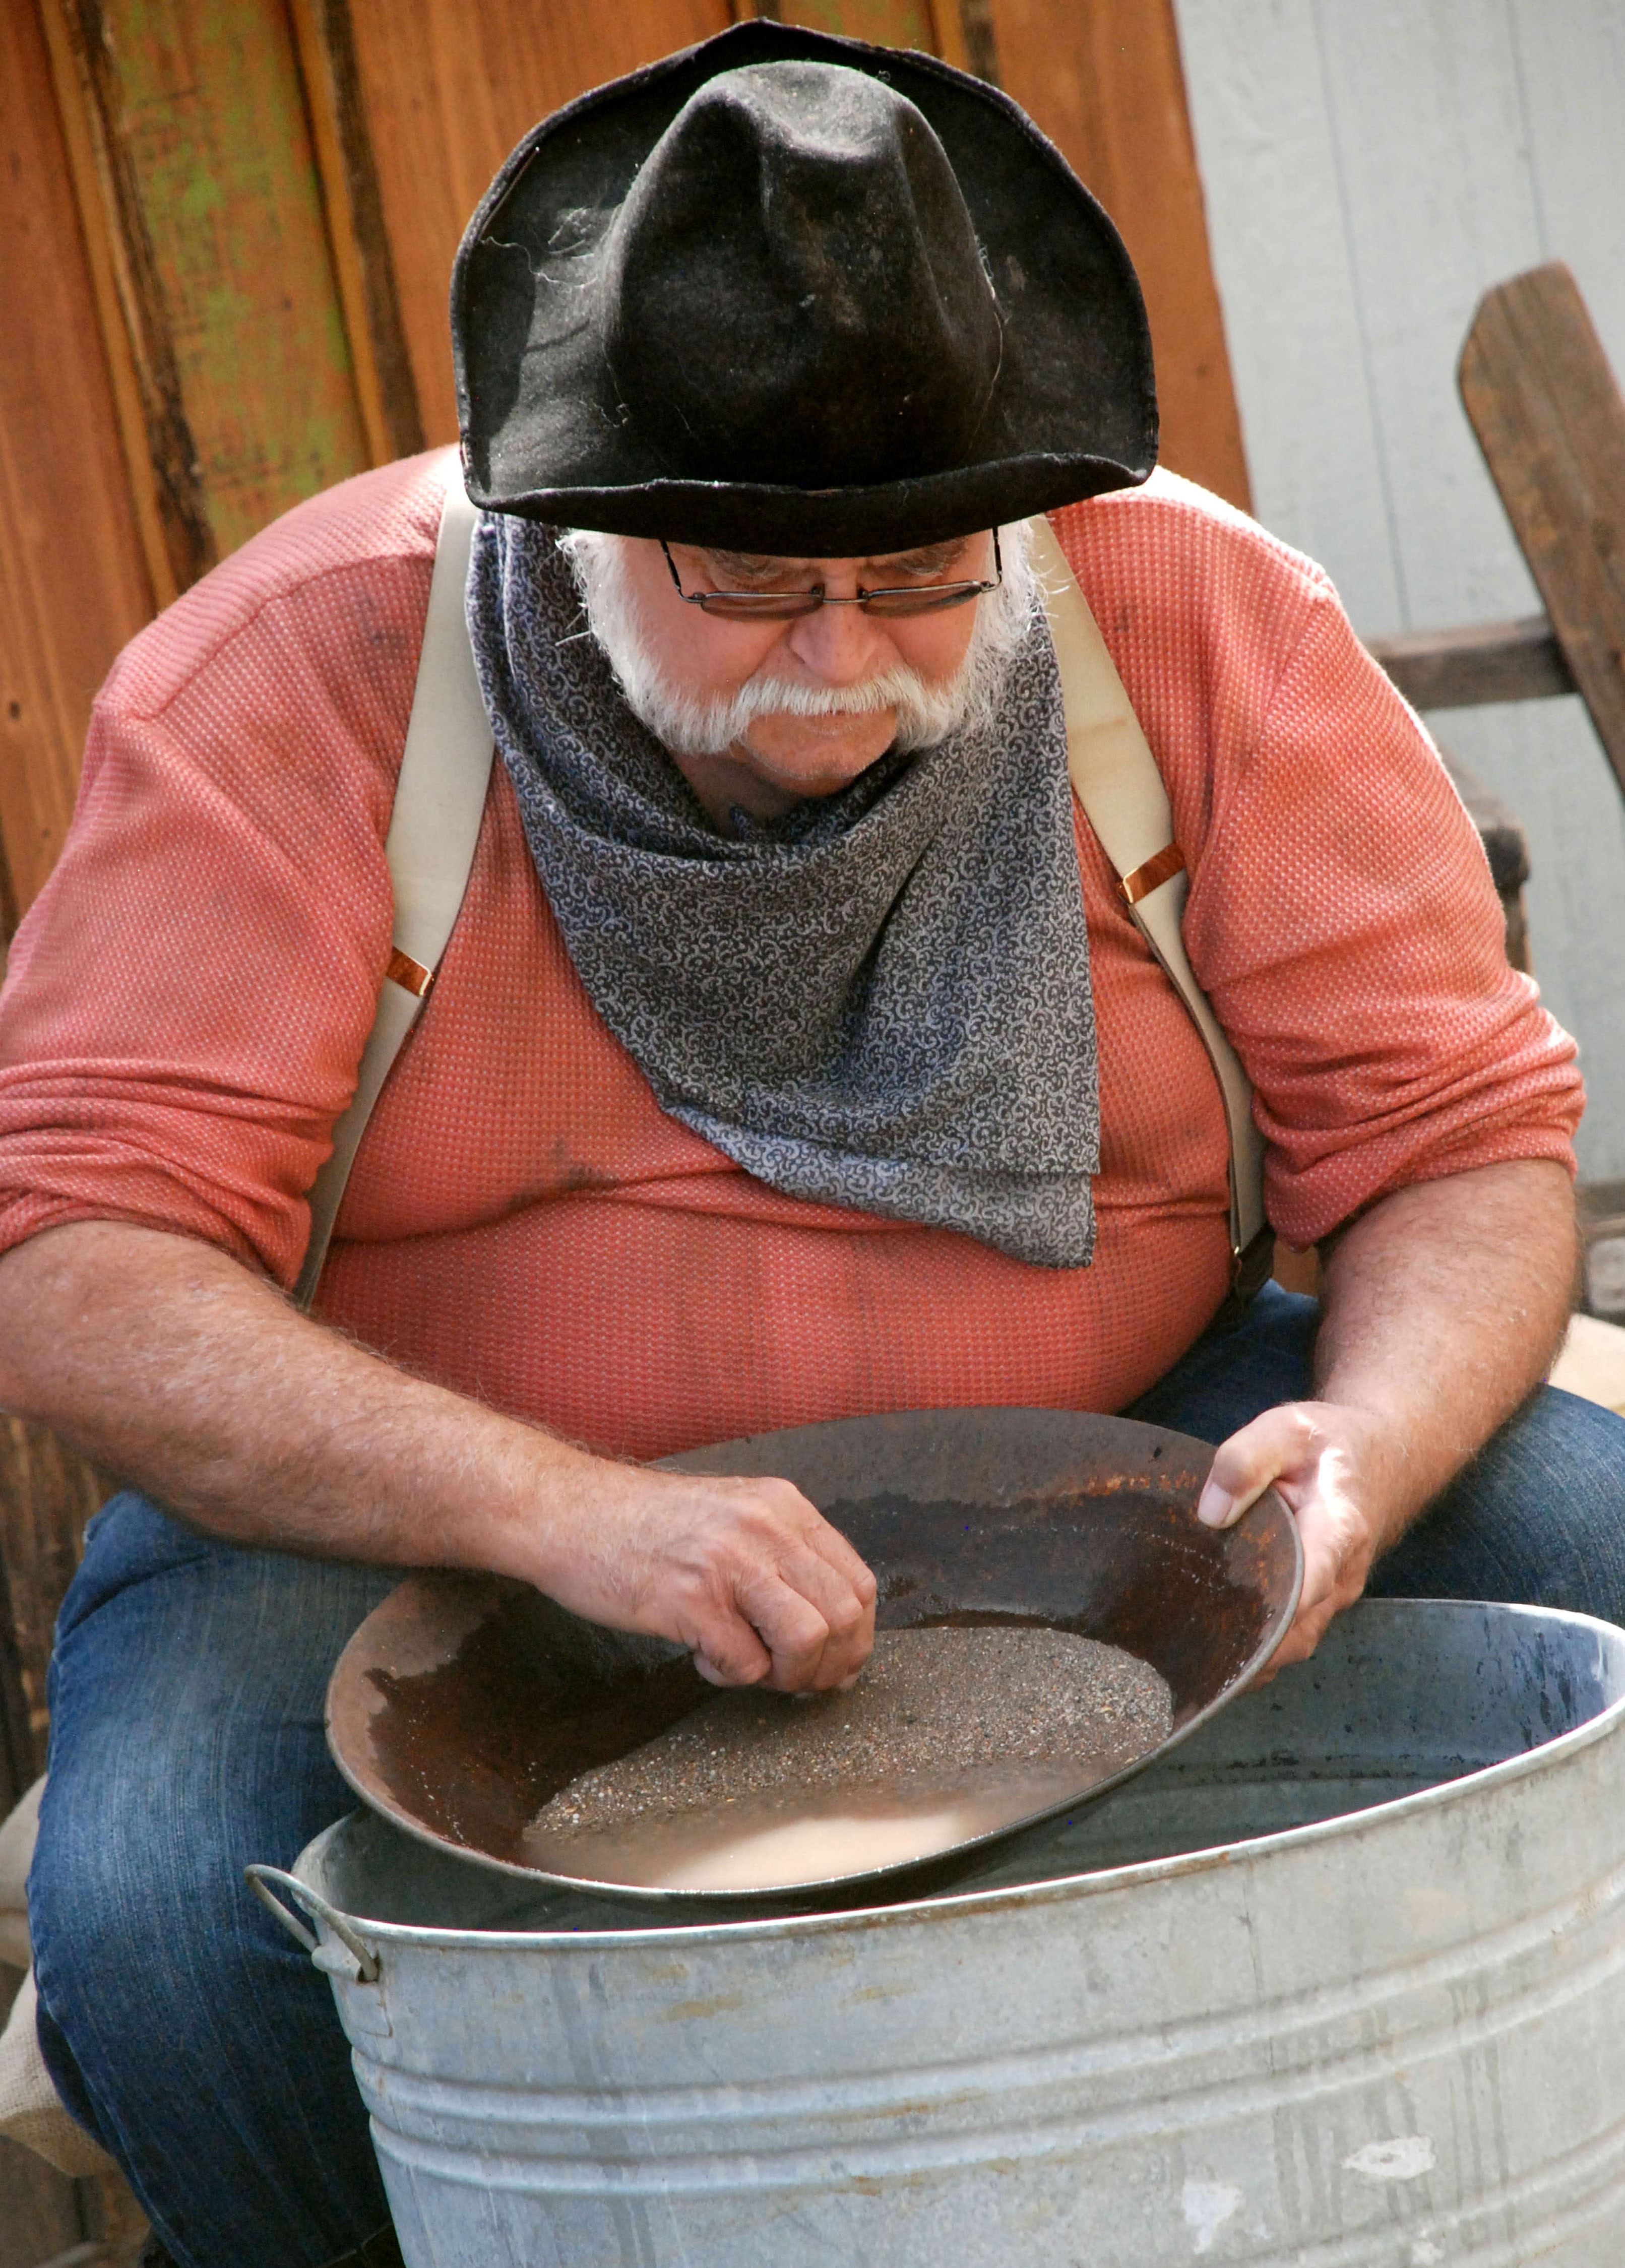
left=102, top=0, right=370, bottom=559
left=775, top=1, right=942, bottom=49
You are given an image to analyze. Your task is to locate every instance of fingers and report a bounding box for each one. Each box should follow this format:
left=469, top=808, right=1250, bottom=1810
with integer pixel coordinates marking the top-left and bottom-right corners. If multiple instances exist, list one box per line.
left=773, top=1531, right=877, bottom=1651
left=689, top=1621, right=774, bottom=1689
left=590, top=1469, right=878, bottom=1696
left=732, top=1567, right=861, bottom=1693
left=709, top=1490, right=876, bottom=1691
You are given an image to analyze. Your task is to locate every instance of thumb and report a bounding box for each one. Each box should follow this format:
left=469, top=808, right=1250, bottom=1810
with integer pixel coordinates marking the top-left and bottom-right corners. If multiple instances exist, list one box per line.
left=682, top=1613, right=772, bottom=1688
left=1197, top=1406, right=1317, bottom=1528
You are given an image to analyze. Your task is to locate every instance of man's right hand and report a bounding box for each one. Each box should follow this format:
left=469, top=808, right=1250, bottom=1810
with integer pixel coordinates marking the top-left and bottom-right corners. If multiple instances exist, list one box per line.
left=524, top=1464, right=878, bottom=1693
left=0, top=1222, right=879, bottom=1693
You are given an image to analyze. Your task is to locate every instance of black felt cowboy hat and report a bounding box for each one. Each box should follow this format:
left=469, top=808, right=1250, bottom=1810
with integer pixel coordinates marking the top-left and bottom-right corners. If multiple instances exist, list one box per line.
left=452, top=20, right=1156, bottom=556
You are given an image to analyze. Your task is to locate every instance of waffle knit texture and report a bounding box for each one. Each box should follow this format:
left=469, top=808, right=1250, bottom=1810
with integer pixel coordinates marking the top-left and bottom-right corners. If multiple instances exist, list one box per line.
left=0, top=452, right=1583, bottom=1459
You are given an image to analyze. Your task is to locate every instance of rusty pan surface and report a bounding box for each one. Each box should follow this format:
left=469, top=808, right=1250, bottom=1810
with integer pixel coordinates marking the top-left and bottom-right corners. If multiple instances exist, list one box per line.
left=327, top=1407, right=1301, bottom=1903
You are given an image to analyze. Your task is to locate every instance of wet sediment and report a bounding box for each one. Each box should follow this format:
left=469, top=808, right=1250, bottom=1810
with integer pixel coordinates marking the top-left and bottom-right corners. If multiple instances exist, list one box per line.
left=532, top=1624, right=1172, bottom=1841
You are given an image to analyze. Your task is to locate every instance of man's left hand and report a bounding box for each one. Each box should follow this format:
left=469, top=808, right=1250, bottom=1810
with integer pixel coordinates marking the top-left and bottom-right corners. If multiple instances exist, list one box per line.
left=1196, top=1401, right=1394, bottom=1670
left=1187, top=1158, right=1577, bottom=1670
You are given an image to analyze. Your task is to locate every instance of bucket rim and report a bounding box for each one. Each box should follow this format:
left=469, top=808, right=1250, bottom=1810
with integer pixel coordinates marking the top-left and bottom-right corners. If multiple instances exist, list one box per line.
left=289, top=1596, right=1625, bottom=1955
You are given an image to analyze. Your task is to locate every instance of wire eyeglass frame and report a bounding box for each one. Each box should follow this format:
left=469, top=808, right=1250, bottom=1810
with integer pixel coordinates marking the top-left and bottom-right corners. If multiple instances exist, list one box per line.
left=660, top=531, right=1002, bottom=621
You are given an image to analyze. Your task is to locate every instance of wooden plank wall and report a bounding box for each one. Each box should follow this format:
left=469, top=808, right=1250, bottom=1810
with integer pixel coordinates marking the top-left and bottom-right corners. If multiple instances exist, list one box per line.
left=41, top=0, right=384, bottom=584
left=0, top=0, right=387, bottom=936
left=0, top=2, right=152, bottom=929
left=1459, top=261, right=1625, bottom=804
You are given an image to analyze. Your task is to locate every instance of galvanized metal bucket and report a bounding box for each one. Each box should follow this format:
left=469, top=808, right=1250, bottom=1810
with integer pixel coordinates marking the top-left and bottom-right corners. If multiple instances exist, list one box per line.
left=252, top=1599, right=1625, bottom=2265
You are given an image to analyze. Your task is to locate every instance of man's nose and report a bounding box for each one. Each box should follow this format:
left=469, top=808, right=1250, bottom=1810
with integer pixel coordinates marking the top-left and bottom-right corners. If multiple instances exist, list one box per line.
left=781, top=598, right=896, bottom=686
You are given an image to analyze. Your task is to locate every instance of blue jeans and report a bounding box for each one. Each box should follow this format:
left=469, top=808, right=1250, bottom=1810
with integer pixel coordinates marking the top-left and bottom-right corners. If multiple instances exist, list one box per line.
left=29, top=1287, right=1625, bottom=2266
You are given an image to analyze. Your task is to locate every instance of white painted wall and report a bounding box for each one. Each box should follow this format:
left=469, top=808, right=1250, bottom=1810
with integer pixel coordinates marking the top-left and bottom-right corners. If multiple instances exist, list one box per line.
left=1174, top=0, right=1625, bottom=1179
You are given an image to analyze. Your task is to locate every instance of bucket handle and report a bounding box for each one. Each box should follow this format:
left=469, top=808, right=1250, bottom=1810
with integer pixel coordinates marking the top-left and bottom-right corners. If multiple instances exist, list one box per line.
left=245, top=1863, right=381, bottom=1984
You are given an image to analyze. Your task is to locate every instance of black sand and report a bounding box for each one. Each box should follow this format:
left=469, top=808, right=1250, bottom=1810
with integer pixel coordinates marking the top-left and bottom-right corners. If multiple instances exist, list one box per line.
left=532, top=1625, right=1173, bottom=1839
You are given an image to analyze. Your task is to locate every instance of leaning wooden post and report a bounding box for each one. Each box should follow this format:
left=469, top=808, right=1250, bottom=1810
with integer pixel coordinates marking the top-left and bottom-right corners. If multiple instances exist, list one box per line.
left=1458, top=261, right=1625, bottom=805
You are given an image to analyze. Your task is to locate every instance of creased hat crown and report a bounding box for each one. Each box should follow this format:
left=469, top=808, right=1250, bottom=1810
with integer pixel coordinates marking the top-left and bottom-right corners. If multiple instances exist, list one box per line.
left=602, top=62, right=1003, bottom=490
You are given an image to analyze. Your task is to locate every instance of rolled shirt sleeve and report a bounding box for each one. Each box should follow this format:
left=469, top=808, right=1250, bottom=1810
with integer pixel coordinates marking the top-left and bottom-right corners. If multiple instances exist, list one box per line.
left=1179, top=582, right=1582, bottom=1246
left=0, top=473, right=435, bottom=1284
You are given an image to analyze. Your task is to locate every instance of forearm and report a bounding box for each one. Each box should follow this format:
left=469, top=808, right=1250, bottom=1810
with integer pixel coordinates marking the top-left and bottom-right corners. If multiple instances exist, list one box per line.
left=0, top=1219, right=877, bottom=1690
left=1313, top=1156, right=1576, bottom=1548
left=0, top=1219, right=588, bottom=1576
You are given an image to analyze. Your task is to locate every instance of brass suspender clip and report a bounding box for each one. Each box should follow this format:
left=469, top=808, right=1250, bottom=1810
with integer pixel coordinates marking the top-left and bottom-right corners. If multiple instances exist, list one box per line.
left=1212, top=1223, right=1277, bottom=1331
left=386, top=946, right=435, bottom=1000
left=1119, top=843, right=1186, bottom=905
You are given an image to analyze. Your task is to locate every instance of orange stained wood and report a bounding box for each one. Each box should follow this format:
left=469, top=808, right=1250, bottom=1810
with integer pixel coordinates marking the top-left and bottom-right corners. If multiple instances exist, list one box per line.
left=987, top=0, right=1253, bottom=512
left=0, top=0, right=153, bottom=926
left=53, top=0, right=376, bottom=566
left=754, top=1, right=981, bottom=74
left=287, top=0, right=427, bottom=467
left=346, top=0, right=734, bottom=447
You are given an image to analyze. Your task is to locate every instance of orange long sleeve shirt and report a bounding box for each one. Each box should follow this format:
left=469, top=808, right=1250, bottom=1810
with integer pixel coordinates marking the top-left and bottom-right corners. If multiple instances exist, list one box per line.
left=0, top=453, right=1582, bottom=1459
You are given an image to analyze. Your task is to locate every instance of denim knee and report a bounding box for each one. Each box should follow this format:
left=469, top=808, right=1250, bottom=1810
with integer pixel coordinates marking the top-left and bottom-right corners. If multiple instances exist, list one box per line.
left=1127, top=1282, right=1319, bottom=1441
left=30, top=1493, right=396, bottom=2264
left=1372, top=1385, right=1625, bottom=1626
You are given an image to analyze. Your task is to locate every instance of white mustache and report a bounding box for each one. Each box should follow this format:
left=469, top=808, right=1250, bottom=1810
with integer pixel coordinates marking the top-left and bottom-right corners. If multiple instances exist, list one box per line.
left=694, top=659, right=966, bottom=727
left=557, top=526, right=1035, bottom=763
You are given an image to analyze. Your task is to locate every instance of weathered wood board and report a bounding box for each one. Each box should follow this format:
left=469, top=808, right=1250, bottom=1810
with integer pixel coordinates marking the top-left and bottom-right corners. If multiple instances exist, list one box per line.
left=1459, top=262, right=1625, bottom=803
left=4, top=0, right=422, bottom=933
left=1366, top=615, right=1575, bottom=712
left=989, top=0, right=1252, bottom=511
left=288, top=0, right=426, bottom=466
left=48, top=0, right=377, bottom=570
left=345, top=0, right=733, bottom=447
left=0, top=1, right=153, bottom=926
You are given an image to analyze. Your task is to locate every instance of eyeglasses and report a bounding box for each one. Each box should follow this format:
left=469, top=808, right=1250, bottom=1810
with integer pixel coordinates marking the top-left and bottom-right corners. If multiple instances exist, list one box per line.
left=660, top=531, right=1002, bottom=621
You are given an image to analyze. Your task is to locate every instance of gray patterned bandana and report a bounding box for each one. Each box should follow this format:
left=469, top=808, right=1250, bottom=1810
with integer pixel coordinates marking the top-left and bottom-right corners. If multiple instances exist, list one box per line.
left=465, top=516, right=1100, bottom=1267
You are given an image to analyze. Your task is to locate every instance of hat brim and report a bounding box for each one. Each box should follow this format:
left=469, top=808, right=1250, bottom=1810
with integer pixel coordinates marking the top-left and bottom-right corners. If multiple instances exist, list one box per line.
left=453, top=23, right=1157, bottom=555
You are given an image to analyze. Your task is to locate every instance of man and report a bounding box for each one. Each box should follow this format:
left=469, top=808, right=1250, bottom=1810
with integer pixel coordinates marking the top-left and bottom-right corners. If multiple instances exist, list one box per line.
left=0, top=22, right=1619, bottom=2268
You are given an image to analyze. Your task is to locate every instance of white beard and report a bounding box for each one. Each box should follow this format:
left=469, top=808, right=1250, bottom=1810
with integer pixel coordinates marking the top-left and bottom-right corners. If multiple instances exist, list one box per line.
left=555, top=522, right=1036, bottom=761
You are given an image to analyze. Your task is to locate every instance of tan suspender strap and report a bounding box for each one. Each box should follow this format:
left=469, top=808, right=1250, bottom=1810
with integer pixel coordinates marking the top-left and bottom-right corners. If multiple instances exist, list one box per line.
left=1028, top=516, right=1269, bottom=1276
left=293, top=465, right=493, bottom=1309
